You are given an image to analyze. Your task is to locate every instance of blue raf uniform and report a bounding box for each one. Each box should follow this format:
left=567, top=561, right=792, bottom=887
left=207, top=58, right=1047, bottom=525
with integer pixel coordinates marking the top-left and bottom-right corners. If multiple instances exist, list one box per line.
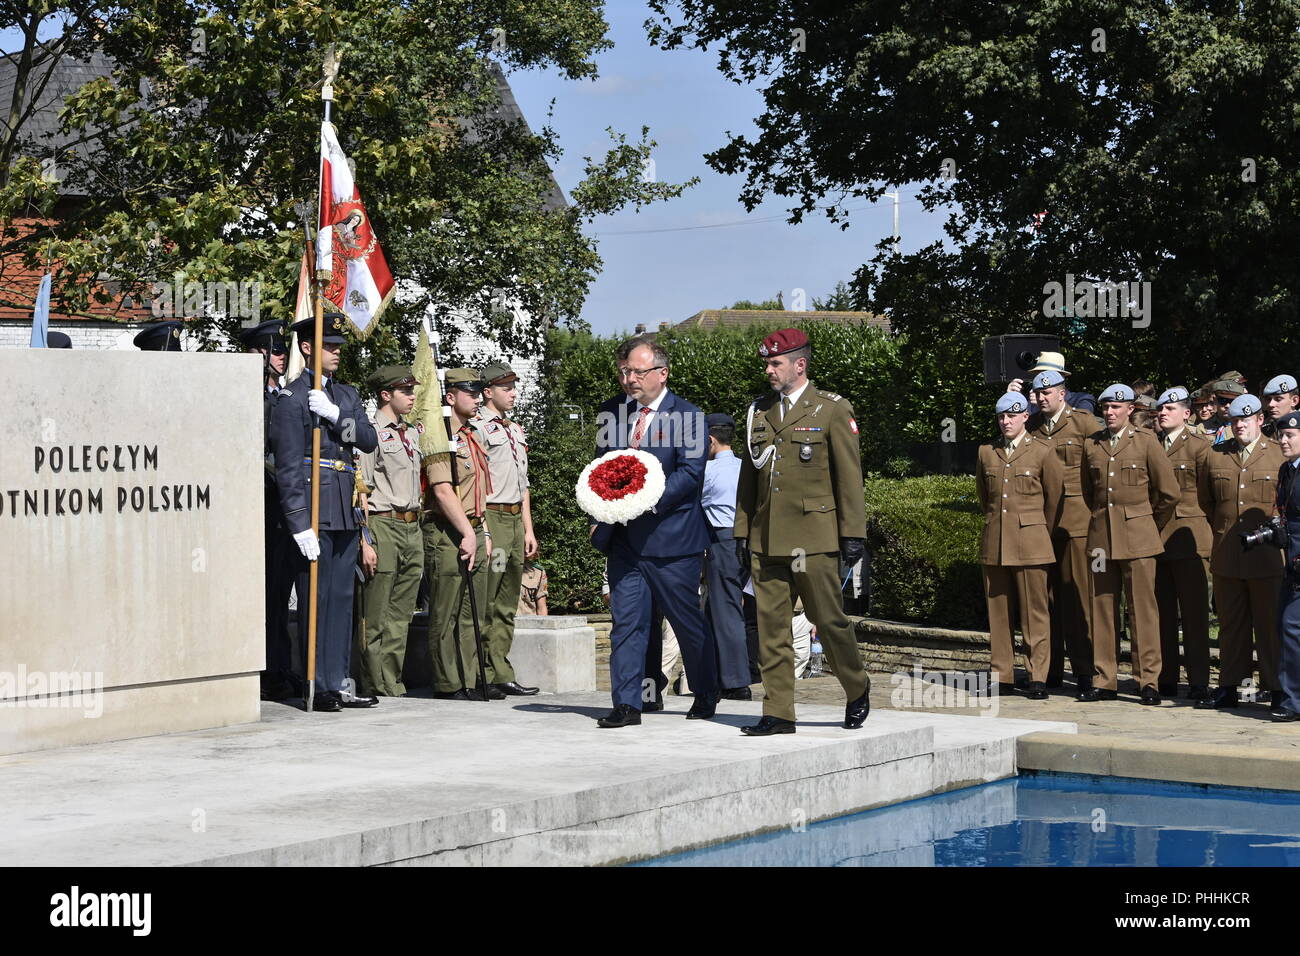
left=270, top=314, right=378, bottom=708
left=1272, top=411, right=1300, bottom=721
left=240, top=320, right=296, bottom=699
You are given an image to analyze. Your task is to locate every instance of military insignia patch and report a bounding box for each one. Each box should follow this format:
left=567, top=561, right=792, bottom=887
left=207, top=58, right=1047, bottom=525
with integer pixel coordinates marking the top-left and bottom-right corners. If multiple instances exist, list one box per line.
left=849, top=418, right=858, bottom=434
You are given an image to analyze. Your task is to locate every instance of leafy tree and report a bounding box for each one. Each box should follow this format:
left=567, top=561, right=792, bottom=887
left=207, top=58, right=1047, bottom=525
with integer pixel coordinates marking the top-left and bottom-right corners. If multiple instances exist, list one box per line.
left=1, top=1, right=693, bottom=383
left=646, top=0, right=1300, bottom=439
left=811, top=280, right=856, bottom=311
left=724, top=295, right=782, bottom=309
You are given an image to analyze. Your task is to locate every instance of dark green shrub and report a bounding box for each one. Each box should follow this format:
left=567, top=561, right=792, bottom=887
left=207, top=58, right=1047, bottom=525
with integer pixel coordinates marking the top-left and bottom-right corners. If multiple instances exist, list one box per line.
left=864, top=475, right=986, bottom=630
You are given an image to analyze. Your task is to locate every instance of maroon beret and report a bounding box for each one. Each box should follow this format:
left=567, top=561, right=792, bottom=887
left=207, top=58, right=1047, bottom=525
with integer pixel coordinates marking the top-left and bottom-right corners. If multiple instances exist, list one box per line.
left=758, top=328, right=809, bottom=358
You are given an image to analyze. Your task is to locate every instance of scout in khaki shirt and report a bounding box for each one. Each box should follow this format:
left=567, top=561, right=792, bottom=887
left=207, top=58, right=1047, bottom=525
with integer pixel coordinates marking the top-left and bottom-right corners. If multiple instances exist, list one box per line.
left=1025, top=368, right=1102, bottom=691
left=1079, top=384, right=1179, bottom=704
left=733, top=328, right=870, bottom=736
left=1195, top=393, right=1285, bottom=710
left=1152, top=387, right=1214, bottom=701
left=473, top=362, right=538, bottom=696
left=423, top=368, right=498, bottom=701
left=355, top=366, right=424, bottom=698
left=976, top=392, right=1064, bottom=697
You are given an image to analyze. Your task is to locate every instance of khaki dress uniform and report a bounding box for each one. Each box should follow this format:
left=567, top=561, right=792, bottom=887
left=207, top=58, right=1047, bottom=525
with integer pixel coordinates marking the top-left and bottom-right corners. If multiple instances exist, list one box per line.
left=1080, top=426, right=1180, bottom=691
left=1199, top=436, right=1285, bottom=694
left=1155, top=427, right=1213, bottom=692
left=423, top=416, right=491, bottom=694
left=475, top=409, right=529, bottom=685
left=976, top=434, right=1064, bottom=684
left=357, top=408, right=424, bottom=697
left=1029, top=405, right=1102, bottom=685
left=734, top=383, right=870, bottom=722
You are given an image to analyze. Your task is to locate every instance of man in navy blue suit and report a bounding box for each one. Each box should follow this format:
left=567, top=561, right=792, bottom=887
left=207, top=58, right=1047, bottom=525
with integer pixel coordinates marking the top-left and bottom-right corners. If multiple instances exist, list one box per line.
left=591, top=336, right=720, bottom=727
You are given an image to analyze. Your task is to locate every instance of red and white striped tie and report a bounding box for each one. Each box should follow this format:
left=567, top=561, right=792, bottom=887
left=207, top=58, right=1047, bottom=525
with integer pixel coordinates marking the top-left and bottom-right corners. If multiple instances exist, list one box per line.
left=629, top=406, right=652, bottom=449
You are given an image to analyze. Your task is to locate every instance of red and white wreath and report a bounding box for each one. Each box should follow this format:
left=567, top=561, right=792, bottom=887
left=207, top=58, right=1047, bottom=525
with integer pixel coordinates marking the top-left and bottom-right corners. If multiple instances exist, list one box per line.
left=576, top=449, right=665, bottom=524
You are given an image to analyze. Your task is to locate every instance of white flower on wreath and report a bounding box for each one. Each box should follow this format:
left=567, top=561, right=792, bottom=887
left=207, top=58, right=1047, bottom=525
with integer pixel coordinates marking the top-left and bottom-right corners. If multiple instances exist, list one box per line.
left=575, top=449, right=666, bottom=525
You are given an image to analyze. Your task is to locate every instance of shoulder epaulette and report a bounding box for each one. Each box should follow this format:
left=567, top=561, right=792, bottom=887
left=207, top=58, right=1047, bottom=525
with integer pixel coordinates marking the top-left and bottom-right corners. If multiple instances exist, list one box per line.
left=817, top=389, right=843, bottom=402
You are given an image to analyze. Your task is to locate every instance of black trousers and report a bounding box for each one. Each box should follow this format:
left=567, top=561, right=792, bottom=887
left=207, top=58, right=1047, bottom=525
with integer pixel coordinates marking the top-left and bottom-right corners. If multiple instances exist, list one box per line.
left=263, top=499, right=295, bottom=684
left=291, top=528, right=359, bottom=693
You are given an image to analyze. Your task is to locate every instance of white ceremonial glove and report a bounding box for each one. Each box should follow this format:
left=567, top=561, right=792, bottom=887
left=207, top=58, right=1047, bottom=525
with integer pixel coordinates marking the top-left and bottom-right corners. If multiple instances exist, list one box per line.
left=308, top=389, right=341, bottom=424
left=293, top=528, right=321, bottom=561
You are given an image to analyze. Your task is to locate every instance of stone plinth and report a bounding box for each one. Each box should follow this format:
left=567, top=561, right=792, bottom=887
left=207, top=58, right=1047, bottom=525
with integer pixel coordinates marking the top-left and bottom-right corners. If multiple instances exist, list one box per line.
left=510, top=615, right=596, bottom=694
left=0, top=350, right=264, bottom=754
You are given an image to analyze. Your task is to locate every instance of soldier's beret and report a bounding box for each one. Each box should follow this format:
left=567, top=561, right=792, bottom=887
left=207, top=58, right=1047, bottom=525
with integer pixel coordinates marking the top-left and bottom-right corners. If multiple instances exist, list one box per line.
left=1228, top=394, right=1262, bottom=418
left=1191, top=387, right=1215, bottom=406
left=1156, top=386, right=1190, bottom=406
left=1263, top=374, right=1298, bottom=396
left=1274, top=412, right=1300, bottom=432
left=758, top=328, right=809, bottom=358
left=238, top=319, right=286, bottom=350
left=444, top=367, right=483, bottom=389
left=133, top=320, right=184, bottom=351
left=1217, top=369, right=1247, bottom=386
left=290, top=312, right=348, bottom=344
left=1031, top=369, right=1066, bottom=390
left=1098, top=383, right=1135, bottom=404
left=996, top=392, right=1029, bottom=414
left=46, top=331, right=72, bottom=349
left=367, top=365, right=419, bottom=392
left=705, top=412, right=736, bottom=429
left=480, top=361, right=518, bottom=386
left=1212, top=378, right=1246, bottom=398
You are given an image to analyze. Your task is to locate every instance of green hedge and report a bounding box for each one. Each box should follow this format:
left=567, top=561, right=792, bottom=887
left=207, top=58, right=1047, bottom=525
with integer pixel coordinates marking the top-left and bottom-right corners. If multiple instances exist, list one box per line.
left=864, top=475, right=986, bottom=630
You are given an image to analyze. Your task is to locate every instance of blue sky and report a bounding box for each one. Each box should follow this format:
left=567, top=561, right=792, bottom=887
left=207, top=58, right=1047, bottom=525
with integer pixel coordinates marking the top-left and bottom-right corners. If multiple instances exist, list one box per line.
left=507, top=2, right=947, bottom=336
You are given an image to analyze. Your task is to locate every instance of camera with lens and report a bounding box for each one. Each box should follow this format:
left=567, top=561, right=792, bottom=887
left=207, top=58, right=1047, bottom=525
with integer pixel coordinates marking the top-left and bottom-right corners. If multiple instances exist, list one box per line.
left=1240, top=516, right=1286, bottom=551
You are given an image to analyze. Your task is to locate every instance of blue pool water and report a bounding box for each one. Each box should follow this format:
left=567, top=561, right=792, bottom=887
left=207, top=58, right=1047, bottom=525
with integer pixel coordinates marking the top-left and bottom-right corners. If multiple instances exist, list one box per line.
left=637, top=773, right=1300, bottom=866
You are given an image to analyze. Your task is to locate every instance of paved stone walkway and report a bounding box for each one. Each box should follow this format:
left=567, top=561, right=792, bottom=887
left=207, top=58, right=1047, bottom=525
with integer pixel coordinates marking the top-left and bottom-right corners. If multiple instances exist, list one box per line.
left=787, top=671, right=1300, bottom=754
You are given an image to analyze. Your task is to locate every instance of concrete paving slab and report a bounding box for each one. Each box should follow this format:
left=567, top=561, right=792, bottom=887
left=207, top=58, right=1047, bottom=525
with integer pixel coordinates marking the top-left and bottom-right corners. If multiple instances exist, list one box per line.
left=0, top=693, right=1072, bottom=867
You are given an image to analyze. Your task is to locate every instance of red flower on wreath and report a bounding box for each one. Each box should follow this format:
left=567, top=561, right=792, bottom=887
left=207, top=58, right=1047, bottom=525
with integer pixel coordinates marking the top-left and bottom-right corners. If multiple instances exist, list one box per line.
left=587, top=454, right=648, bottom=501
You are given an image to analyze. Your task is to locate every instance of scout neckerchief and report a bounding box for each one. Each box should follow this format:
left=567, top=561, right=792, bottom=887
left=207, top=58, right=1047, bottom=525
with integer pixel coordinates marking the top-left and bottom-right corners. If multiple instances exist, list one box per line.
left=458, top=423, right=493, bottom=516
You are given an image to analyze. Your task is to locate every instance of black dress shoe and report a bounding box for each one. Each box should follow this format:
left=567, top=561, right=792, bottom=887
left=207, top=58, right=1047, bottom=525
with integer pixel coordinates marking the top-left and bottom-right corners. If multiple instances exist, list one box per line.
left=480, top=684, right=507, bottom=700
left=1271, top=708, right=1300, bottom=722
left=997, top=682, right=1017, bottom=696
left=844, top=685, right=870, bottom=728
left=1158, top=684, right=1178, bottom=698
left=433, top=689, right=471, bottom=700
left=597, top=704, right=641, bottom=728
left=1186, top=685, right=1210, bottom=702
left=1195, top=687, right=1238, bottom=709
left=1139, top=686, right=1162, bottom=706
left=496, top=681, right=539, bottom=696
left=643, top=697, right=664, bottom=712
left=720, top=686, right=753, bottom=701
left=311, top=691, right=342, bottom=712
left=741, top=715, right=796, bottom=736
left=340, top=693, right=379, bottom=708
left=686, top=693, right=719, bottom=720
left=1077, top=687, right=1118, bottom=702
left=1026, top=681, right=1048, bottom=700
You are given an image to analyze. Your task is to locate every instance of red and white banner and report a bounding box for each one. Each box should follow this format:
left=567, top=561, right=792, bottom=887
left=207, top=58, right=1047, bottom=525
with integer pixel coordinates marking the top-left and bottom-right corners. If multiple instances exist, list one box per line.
left=317, top=121, right=395, bottom=337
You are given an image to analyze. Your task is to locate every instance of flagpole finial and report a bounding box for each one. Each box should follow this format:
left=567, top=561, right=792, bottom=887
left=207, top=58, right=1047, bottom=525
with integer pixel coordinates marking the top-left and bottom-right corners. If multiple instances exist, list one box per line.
left=322, top=44, right=341, bottom=102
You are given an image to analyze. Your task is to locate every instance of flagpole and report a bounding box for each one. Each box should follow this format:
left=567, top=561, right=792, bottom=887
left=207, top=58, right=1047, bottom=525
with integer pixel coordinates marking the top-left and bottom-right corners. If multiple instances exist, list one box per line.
left=305, top=56, right=338, bottom=714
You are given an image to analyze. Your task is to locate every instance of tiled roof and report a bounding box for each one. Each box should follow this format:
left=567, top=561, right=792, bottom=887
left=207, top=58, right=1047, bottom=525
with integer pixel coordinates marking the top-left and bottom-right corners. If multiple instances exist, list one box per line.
left=677, top=309, right=892, bottom=332
left=0, top=50, right=116, bottom=196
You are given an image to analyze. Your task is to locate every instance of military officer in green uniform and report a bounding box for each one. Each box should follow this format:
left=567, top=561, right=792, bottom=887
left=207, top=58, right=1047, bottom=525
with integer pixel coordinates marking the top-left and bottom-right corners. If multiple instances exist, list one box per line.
left=424, top=368, right=501, bottom=700
left=474, top=361, right=539, bottom=696
left=734, top=328, right=871, bottom=736
left=356, top=365, right=425, bottom=698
